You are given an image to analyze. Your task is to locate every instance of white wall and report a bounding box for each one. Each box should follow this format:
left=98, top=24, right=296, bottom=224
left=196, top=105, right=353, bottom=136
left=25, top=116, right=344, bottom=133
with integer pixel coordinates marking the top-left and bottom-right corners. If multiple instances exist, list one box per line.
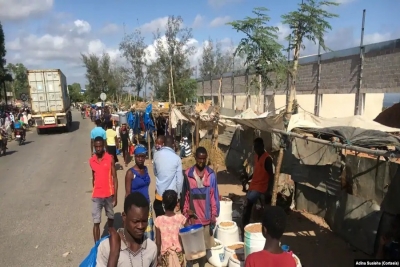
left=220, top=93, right=383, bottom=119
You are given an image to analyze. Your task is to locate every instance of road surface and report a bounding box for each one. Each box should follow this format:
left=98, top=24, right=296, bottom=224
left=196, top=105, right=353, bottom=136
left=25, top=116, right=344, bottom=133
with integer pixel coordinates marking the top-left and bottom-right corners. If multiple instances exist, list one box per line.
left=0, top=110, right=138, bottom=266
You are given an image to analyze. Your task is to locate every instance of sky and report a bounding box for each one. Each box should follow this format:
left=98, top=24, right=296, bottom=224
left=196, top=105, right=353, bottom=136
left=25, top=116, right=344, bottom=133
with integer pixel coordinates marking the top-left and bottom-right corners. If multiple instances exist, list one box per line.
left=1, top=0, right=399, bottom=92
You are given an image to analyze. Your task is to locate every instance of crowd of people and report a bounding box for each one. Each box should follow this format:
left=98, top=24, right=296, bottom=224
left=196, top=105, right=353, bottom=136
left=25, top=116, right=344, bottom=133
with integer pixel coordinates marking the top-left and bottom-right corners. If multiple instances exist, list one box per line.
left=85, top=109, right=301, bottom=267
left=0, top=107, right=31, bottom=146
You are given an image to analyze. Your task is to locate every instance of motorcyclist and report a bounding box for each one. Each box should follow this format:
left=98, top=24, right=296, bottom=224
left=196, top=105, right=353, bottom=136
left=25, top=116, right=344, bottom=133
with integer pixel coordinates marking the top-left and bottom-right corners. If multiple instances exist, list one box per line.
left=14, top=118, right=26, bottom=141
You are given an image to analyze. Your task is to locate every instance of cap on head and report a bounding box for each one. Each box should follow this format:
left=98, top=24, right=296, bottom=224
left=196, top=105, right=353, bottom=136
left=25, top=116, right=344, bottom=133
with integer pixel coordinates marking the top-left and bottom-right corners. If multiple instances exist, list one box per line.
left=134, top=144, right=147, bottom=155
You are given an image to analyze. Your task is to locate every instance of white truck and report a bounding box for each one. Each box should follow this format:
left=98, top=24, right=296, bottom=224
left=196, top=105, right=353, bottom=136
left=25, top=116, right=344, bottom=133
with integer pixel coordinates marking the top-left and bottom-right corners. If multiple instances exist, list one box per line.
left=27, top=69, right=72, bottom=134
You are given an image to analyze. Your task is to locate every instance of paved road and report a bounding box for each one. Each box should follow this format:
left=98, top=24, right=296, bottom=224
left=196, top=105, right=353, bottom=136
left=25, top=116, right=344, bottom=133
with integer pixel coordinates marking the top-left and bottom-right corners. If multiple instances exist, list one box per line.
left=0, top=110, right=132, bottom=266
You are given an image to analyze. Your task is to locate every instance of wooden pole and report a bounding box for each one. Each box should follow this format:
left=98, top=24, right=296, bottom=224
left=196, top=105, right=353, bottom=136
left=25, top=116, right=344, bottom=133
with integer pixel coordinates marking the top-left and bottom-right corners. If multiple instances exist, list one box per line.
left=147, top=130, right=152, bottom=161
left=168, top=83, right=172, bottom=136
left=170, top=62, right=176, bottom=104
left=195, top=116, right=200, bottom=149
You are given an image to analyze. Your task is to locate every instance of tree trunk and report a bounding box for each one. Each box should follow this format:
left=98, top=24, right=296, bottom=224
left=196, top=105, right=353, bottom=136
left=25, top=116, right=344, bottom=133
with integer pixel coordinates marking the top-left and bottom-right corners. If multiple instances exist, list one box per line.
left=195, top=116, right=200, bottom=149
left=168, top=83, right=172, bottom=136
left=271, top=43, right=300, bottom=206
left=212, top=77, right=222, bottom=150
left=258, top=74, right=262, bottom=114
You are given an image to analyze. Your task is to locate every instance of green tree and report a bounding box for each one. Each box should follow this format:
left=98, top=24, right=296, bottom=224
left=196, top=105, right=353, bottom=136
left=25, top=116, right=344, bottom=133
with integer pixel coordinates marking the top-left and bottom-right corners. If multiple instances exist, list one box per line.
left=119, top=29, right=147, bottom=98
left=0, top=21, right=6, bottom=76
left=67, top=83, right=84, bottom=102
left=282, top=0, right=339, bottom=115
left=198, top=38, right=236, bottom=105
left=81, top=53, right=126, bottom=104
left=152, top=16, right=197, bottom=103
left=0, top=21, right=11, bottom=102
left=198, top=38, right=234, bottom=79
left=6, top=63, right=29, bottom=98
left=270, top=0, right=339, bottom=206
left=227, top=7, right=286, bottom=95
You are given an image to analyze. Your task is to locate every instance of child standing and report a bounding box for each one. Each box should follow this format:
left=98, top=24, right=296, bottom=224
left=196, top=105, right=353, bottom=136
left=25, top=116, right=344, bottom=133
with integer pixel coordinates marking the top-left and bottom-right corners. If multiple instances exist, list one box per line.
left=155, top=190, right=187, bottom=267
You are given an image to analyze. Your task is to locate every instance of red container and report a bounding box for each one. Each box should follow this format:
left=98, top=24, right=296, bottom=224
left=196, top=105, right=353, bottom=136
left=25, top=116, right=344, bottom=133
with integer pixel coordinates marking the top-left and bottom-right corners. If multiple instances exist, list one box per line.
left=129, top=145, right=135, bottom=156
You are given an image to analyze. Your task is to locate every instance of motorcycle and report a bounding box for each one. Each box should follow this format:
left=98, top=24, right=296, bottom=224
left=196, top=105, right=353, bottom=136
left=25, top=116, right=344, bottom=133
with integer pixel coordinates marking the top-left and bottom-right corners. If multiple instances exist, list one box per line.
left=14, top=128, right=25, bottom=146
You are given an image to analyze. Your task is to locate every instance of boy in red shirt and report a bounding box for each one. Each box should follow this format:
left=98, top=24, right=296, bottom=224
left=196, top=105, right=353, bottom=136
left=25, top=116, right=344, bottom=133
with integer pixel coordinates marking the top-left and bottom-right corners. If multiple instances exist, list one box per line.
left=89, top=136, right=118, bottom=243
left=245, top=206, right=296, bottom=267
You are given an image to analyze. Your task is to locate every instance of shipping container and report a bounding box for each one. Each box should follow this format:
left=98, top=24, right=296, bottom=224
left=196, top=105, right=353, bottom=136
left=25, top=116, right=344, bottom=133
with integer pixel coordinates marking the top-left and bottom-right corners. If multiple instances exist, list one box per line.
left=27, top=69, right=70, bottom=113
left=27, top=69, right=72, bottom=134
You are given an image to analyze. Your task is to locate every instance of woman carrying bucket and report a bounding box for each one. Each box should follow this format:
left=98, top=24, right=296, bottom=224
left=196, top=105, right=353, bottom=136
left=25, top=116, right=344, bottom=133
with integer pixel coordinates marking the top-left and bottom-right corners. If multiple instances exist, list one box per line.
left=124, top=144, right=154, bottom=240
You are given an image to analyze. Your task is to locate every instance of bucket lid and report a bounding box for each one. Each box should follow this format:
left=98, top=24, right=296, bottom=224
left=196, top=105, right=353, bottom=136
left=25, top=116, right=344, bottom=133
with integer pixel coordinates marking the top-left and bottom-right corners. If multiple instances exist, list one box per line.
left=179, top=224, right=203, bottom=234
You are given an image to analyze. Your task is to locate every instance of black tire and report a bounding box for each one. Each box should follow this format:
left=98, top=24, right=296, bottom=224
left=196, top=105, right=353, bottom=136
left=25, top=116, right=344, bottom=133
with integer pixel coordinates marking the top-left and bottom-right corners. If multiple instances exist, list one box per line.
left=28, top=120, right=34, bottom=127
left=19, top=139, right=23, bottom=146
left=65, top=121, right=71, bottom=132
left=37, top=128, right=42, bottom=135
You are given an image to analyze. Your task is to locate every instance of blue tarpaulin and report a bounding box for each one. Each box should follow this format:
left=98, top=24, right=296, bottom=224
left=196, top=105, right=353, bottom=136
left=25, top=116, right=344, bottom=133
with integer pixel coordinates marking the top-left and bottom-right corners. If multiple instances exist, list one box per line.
left=144, top=104, right=155, bottom=132
left=127, top=111, right=134, bottom=129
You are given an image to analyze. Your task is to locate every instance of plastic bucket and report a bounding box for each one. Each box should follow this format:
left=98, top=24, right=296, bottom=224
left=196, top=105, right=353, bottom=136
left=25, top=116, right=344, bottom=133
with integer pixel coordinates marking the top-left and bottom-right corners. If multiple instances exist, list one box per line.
left=118, top=113, right=127, bottom=125
left=215, top=221, right=240, bottom=247
left=217, top=198, right=233, bottom=222
left=222, top=242, right=244, bottom=267
left=207, top=238, right=224, bottom=267
left=179, top=224, right=206, bottom=261
left=228, top=253, right=245, bottom=267
left=244, top=223, right=265, bottom=258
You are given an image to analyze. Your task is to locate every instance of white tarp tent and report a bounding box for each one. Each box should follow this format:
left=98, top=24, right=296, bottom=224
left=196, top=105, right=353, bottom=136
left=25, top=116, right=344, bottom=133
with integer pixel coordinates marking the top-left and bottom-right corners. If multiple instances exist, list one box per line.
left=221, top=110, right=400, bottom=133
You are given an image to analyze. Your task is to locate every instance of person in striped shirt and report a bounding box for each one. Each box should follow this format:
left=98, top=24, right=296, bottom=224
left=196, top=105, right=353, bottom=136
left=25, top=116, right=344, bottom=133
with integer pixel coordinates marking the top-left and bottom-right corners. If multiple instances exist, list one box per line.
left=179, top=136, right=191, bottom=158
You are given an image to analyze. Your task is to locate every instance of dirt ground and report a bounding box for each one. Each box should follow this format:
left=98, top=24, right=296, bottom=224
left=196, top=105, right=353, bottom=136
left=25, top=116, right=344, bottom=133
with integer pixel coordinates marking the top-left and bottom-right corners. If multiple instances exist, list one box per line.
left=144, top=159, right=370, bottom=267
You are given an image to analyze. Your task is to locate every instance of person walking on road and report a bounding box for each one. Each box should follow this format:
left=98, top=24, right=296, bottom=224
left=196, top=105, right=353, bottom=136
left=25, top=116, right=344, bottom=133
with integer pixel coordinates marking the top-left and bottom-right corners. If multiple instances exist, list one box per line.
left=124, top=144, right=154, bottom=240
left=118, top=123, right=131, bottom=167
left=105, top=121, right=119, bottom=165
left=153, top=135, right=183, bottom=218
left=89, top=136, right=118, bottom=243
left=96, top=192, right=158, bottom=267
left=91, top=119, right=107, bottom=155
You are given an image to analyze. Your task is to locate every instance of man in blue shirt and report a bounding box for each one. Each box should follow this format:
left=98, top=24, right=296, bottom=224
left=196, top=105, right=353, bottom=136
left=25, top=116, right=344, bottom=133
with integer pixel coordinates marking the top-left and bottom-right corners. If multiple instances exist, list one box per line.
left=153, top=135, right=183, bottom=217
left=90, top=119, right=107, bottom=155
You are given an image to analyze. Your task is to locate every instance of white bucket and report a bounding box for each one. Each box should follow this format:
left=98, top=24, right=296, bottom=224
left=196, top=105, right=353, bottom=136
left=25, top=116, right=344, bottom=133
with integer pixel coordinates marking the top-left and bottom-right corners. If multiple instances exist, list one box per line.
left=244, top=223, right=265, bottom=258
left=222, top=242, right=244, bottom=267
left=228, top=253, right=244, bottom=267
left=216, top=221, right=240, bottom=247
left=207, top=239, right=225, bottom=267
left=217, top=198, right=233, bottom=224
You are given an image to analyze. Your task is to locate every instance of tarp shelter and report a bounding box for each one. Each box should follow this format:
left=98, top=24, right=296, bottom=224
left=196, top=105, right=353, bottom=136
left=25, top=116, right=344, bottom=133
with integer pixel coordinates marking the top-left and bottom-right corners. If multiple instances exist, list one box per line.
left=221, top=110, right=400, bottom=149
left=170, top=107, right=189, bottom=128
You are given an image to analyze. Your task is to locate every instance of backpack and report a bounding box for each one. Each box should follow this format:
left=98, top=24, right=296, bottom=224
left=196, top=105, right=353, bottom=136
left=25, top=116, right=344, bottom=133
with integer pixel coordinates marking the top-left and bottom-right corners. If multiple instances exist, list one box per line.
left=79, top=235, right=109, bottom=267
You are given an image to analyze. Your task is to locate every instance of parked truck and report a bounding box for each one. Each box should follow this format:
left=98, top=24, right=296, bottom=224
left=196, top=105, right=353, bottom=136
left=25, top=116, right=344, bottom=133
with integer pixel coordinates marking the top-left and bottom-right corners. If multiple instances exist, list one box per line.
left=27, top=69, right=72, bottom=134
